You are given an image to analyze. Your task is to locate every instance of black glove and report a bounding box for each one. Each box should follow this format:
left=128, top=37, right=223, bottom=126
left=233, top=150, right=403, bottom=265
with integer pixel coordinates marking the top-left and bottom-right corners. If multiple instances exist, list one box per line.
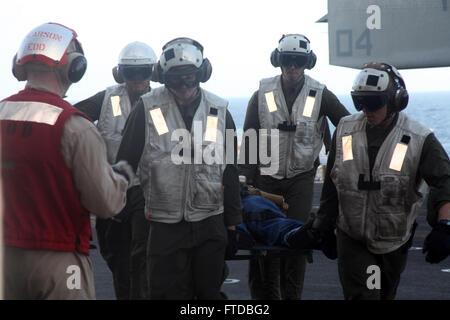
left=423, top=223, right=450, bottom=263
left=286, top=219, right=337, bottom=260
left=285, top=219, right=322, bottom=250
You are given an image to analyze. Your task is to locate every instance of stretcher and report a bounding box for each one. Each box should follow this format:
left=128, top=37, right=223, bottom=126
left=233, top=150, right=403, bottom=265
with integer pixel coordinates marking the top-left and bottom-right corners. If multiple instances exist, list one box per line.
left=227, top=242, right=311, bottom=260
left=227, top=243, right=312, bottom=280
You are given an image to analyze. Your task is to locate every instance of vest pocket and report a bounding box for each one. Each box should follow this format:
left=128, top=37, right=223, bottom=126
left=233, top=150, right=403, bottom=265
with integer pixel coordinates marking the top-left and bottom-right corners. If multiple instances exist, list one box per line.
left=376, top=175, right=407, bottom=212
left=338, top=190, right=365, bottom=238
left=192, top=165, right=223, bottom=209
left=374, top=175, right=408, bottom=241
left=149, top=162, right=183, bottom=212
left=291, top=143, right=313, bottom=172
left=294, top=122, right=314, bottom=145
left=375, top=213, right=407, bottom=241
left=291, top=122, right=315, bottom=171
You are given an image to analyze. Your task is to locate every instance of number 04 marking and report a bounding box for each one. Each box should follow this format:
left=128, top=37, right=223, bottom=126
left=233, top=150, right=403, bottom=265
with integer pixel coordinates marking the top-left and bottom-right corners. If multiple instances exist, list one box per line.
left=336, top=29, right=372, bottom=57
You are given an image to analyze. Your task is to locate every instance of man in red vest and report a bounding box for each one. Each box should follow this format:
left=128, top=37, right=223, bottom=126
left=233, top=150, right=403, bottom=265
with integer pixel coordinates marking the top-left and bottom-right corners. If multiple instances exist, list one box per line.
left=1, top=22, right=133, bottom=299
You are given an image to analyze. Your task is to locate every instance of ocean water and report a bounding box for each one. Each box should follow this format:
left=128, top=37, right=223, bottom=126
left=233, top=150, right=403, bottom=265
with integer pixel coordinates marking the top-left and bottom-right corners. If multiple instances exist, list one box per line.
left=227, top=91, right=450, bottom=155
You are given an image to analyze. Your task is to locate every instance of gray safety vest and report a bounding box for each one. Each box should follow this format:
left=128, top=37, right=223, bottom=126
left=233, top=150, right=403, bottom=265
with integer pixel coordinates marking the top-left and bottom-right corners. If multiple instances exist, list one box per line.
left=332, top=112, right=431, bottom=254
left=139, top=86, right=227, bottom=223
left=258, top=75, right=326, bottom=179
left=97, top=84, right=132, bottom=164
left=97, top=84, right=141, bottom=186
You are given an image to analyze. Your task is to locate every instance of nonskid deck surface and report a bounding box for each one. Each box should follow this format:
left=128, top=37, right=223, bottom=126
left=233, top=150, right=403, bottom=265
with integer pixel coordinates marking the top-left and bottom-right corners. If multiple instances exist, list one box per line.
left=91, top=183, right=450, bottom=300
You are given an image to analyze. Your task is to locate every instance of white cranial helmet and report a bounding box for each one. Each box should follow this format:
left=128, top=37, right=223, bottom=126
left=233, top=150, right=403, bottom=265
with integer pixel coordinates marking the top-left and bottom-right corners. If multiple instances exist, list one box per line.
left=159, top=38, right=203, bottom=73
left=118, top=41, right=157, bottom=66
left=13, top=22, right=87, bottom=83
left=277, top=34, right=311, bottom=55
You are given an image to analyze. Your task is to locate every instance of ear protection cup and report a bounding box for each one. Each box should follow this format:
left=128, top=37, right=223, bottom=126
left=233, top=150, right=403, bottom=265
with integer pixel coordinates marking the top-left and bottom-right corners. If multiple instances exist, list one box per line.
left=384, top=64, right=408, bottom=111
left=12, top=51, right=87, bottom=83
left=270, top=49, right=280, bottom=68
left=306, top=50, right=317, bottom=70
left=151, top=63, right=165, bottom=84
left=112, top=66, right=124, bottom=84
left=66, top=52, right=87, bottom=83
left=12, top=54, right=27, bottom=81
left=198, top=58, right=212, bottom=82
left=392, top=81, right=409, bottom=111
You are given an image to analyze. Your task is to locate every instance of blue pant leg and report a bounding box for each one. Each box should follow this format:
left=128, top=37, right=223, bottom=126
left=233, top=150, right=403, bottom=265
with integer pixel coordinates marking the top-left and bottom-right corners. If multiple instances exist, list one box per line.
left=245, top=218, right=303, bottom=247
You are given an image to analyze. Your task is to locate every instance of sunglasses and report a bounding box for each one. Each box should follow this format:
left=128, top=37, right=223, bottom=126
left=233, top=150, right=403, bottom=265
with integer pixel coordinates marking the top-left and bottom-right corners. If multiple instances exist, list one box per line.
left=165, top=73, right=199, bottom=89
left=121, top=66, right=152, bottom=81
left=280, top=54, right=308, bottom=68
left=351, top=93, right=388, bottom=112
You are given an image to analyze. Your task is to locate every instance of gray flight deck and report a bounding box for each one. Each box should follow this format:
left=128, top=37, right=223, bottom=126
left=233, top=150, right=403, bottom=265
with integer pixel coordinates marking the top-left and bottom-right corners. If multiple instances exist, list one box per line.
left=91, top=183, right=450, bottom=300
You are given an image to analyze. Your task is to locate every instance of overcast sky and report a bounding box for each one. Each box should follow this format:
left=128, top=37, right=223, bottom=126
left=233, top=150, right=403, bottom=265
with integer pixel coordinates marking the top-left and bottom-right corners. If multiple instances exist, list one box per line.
left=1, top=0, right=450, bottom=103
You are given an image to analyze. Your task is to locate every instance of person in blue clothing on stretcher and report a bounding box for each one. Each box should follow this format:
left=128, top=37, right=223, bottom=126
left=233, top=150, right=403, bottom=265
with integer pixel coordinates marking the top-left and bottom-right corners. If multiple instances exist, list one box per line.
left=238, top=184, right=301, bottom=248
left=226, top=177, right=337, bottom=260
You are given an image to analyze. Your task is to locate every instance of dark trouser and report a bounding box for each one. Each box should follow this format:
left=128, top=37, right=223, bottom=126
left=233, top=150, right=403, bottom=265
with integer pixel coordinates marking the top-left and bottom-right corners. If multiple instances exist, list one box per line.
left=146, top=214, right=227, bottom=300
left=337, top=229, right=409, bottom=300
left=96, top=186, right=148, bottom=300
left=249, top=170, right=315, bottom=300
left=129, top=189, right=149, bottom=300
left=96, top=217, right=131, bottom=300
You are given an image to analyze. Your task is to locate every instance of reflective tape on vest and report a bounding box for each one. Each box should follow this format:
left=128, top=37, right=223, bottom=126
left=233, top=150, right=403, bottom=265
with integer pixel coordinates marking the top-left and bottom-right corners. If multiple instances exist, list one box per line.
left=342, top=135, right=354, bottom=161
left=389, top=142, right=408, bottom=171
left=264, top=91, right=277, bottom=113
left=0, top=101, right=62, bottom=125
left=302, top=95, right=316, bottom=118
left=205, top=115, right=218, bottom=142
left=110, top=96, right=122, bottom=117
left=150, top=108, right=169, bottom=135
